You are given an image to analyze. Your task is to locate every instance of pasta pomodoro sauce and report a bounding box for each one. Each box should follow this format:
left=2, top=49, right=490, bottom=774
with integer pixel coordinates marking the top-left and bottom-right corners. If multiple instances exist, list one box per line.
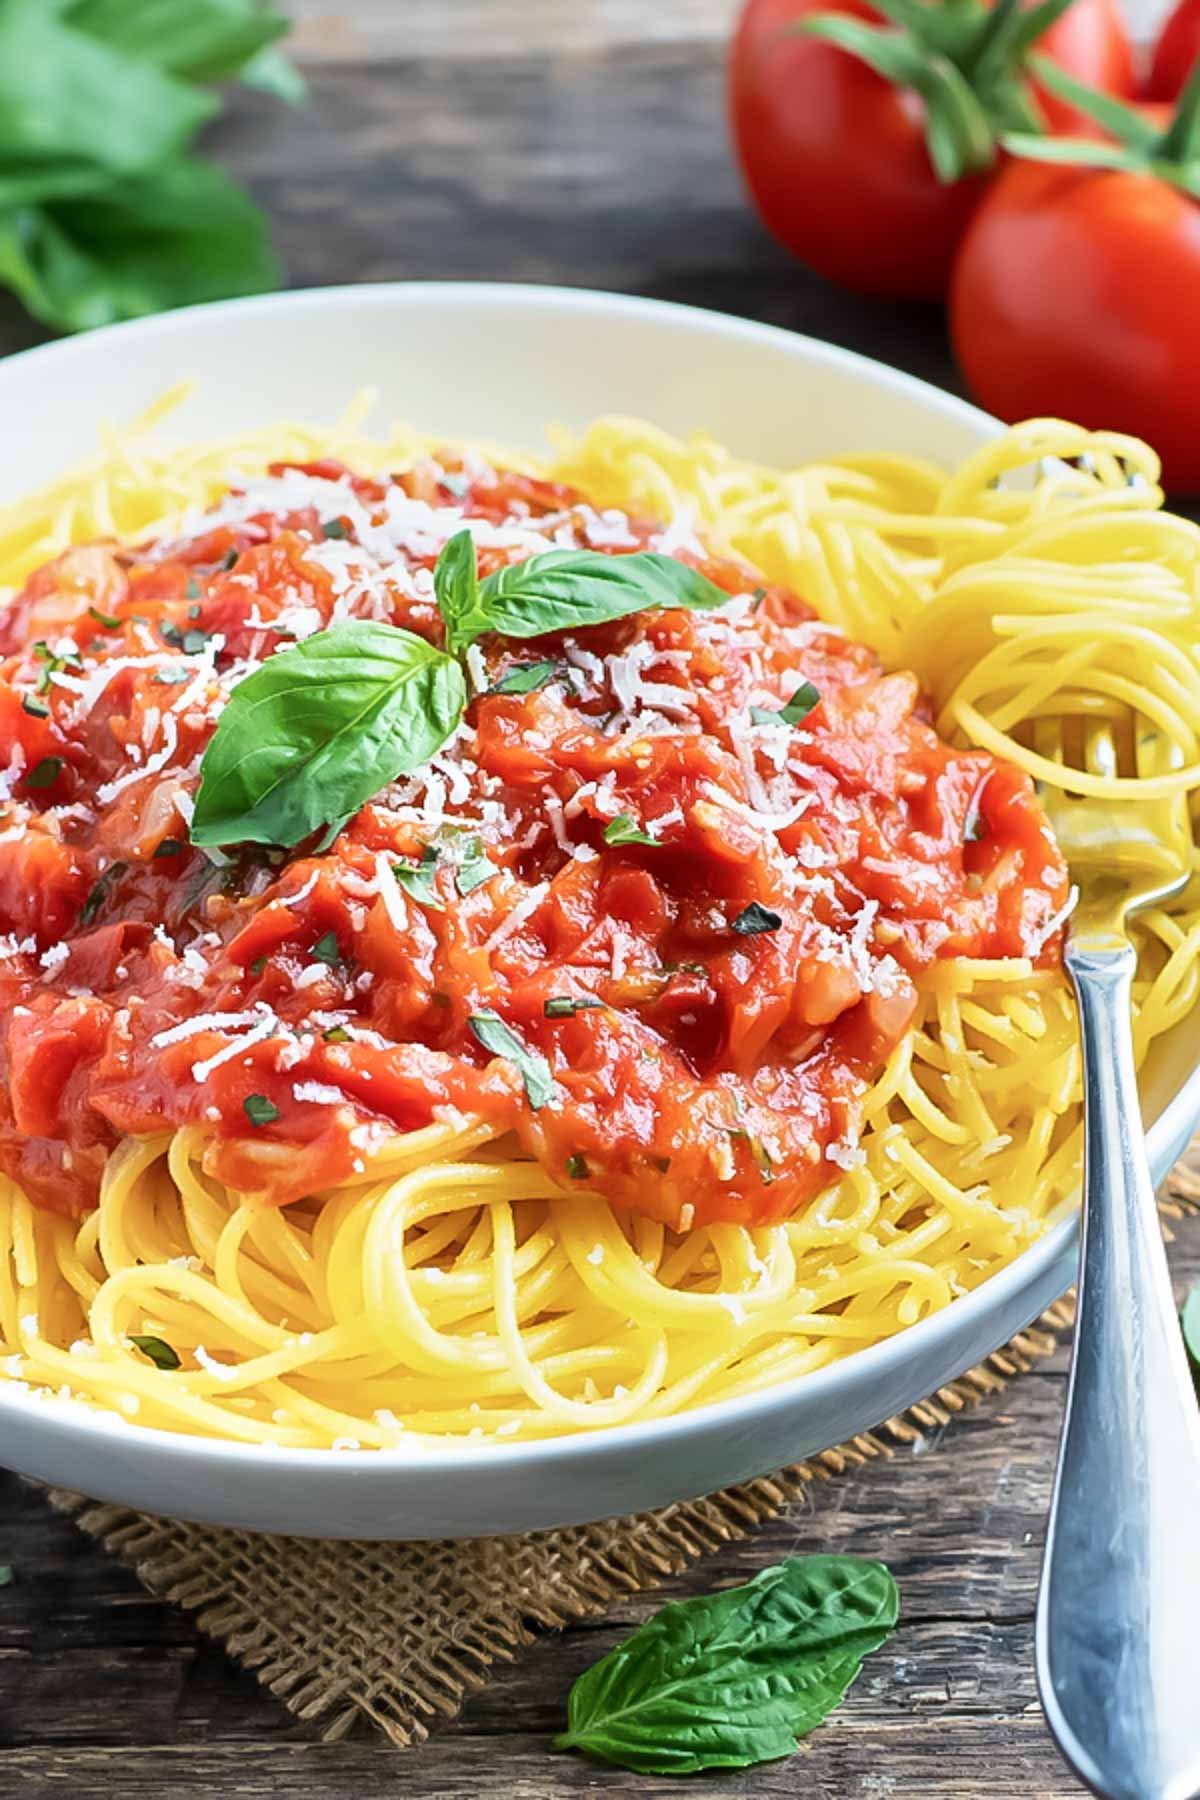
left=0, top=456, right=1068, bottom=1229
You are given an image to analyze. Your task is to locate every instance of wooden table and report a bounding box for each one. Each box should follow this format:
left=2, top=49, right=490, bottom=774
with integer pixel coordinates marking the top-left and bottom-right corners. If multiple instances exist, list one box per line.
left=1, top=5, right=1195, bottom=1793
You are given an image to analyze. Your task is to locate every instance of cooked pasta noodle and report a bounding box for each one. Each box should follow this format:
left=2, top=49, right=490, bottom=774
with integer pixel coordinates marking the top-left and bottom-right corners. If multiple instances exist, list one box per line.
left=1, top=401, right=1197, bottom=1447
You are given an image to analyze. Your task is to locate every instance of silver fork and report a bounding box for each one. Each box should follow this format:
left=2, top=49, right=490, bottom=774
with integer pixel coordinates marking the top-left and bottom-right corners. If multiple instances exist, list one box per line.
left=1037, top=722, right=1200, bottom=1800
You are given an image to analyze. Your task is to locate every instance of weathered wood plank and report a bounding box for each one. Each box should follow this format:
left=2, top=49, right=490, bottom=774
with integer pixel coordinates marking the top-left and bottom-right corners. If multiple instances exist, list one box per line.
left=0, top=1721, right=1084, bottom=1799
left=212, top=49, right=959, bottom=396
left=286, top=0, right=739, bottom=61
left=279, top=0, right=1162, bottom=60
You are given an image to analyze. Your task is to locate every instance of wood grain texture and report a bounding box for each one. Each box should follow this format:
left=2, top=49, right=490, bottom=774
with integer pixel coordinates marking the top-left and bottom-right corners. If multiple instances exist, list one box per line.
left=214, top=44, right=960, bottom=390
left=0, top=1363, right=1081, bottom=1795
left=287, top=0, right=740, bottom=60
left=0, top=6, right=1197, bottom=1795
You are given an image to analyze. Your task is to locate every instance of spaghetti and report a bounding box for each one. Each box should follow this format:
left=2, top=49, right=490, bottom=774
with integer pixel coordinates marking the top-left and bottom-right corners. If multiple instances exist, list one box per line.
left=1, top=403, right=1197, bottom=1448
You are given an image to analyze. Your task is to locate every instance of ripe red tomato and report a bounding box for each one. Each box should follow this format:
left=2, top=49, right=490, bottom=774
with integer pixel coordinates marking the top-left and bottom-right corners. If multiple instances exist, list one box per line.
left=950, top=154, right=1200, bottom=491
left=1034, top=0, right=1133, bottom=128
left=1145, top=0, right=1200, bottom=100
left=729, top=0, right=1134, bottom=299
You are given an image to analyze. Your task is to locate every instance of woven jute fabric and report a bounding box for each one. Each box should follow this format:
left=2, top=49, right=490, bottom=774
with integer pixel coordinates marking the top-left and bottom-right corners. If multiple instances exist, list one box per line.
left=44, top=1145, right=1200, bottom=1748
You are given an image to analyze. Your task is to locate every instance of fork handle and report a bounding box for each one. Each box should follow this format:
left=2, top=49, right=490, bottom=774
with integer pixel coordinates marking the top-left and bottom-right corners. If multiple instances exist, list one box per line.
left=1038, top=940, right=1200, bottom=1800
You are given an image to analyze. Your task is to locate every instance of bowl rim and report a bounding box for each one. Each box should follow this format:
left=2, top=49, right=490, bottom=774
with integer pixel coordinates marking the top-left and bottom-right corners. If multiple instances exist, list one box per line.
left=0, top=276, right=1001, bottom=443
left=0, top=279, right=1194, bottom=1479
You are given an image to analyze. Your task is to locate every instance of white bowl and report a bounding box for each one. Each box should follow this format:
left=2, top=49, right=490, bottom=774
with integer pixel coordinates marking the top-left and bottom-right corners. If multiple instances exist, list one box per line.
left=1, top=283, right=1197, bottom=1539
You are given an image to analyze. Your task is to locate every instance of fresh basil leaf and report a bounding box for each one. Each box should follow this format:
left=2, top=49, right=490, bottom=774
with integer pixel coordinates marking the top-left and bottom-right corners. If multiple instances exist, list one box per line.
left=439, top=545, right=728, bottom=653
left=393, top=846, right=443, bottom=911
left=432, top=529, right=483, bottom=657
left=0, top=1, right=215, bottom=209
left=322, top=517, right=349, bottom=540
left=310, top=930, right=340, bottom=967
left=565, top=1152, right=589, bottom=1179
left=750, top=680, right=821, bottom=729
left=557, top=1556, right=898, bottom=1775
left=478, top=548, right=728, bottom=644
left=87, top=604, right=121, bottom=630
left=0, top=157, right=280, bottom=333
left=65, top=0, right=291, bottom=86
left=544, top=996, right=603, bottom=1019
left=732, top=901, right=782, bottom=935
left=468, top=1010, right=556, bottom=1111
left=20, top=695, right=48, bottom=718
left=33, top=640, right=81, bottom=692
left=80, top=860, right=128, bottom=924
left=604, top=813, right=658, bottom=848
left=1182, top=1286, right=1200, bottom=1370
left=0, top=1564, right=11, bottom=1587
left=153, top=837, right=184, bottom=858
left=243, top=1093, right=280, bottom=1127
left=453, top=835, right=495, bottom=896
left=191, top=620, right=466, bottom=850
left=322, top=1024, right=349, bottom=1044
left=130, top=1334, right=181, bottom=1370
left=161, top=620, right=212, bottom=654
left=489, top=659, right=560, bottom=697
left=25, top=757, right=63, bottom=790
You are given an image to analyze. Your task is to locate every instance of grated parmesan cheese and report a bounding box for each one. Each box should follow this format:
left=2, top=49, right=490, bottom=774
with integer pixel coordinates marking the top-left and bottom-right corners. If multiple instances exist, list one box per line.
left=293, top=1080, right=347, bottom=1105
left=96, top=712, right=178, bottom=803
left=1025, top=884, right=1080, bottom=957
left=482, top=881, right=549, bottom=954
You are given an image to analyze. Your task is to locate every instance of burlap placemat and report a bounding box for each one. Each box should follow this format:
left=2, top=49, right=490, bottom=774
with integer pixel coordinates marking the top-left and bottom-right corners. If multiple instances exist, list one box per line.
left=43, top=1145, right=1200, bottom=1748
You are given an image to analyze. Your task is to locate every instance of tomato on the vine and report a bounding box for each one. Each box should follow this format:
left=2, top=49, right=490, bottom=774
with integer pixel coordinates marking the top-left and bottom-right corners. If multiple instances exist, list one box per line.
left=1145, top=0, right=1200, bottom=102
left=1034, top=0, right=1132, bottom=126
left=951, top=68, right=1200, bottom=490
left=729, top=0, right=1134, bottom=299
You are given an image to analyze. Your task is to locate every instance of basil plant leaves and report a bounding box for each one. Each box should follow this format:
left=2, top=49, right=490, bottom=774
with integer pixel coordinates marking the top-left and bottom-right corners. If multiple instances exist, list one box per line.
left=191, top=532, right=728, bottom=850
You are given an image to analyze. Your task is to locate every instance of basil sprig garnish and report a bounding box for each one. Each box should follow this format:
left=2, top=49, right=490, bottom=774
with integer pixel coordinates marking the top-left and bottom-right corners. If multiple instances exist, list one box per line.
left=80, top=860, right=128, bottom=925
left=25, top=756, right=63, bottom=790
left=557, top=1556, right=898, bottom=1775
left=732, top=901, right=783, bottom=935
left=243, top=1093, right=280, bottom=1127
left=130, top=1334, right=182, bottom=1371
left=191, top=620, right=467, bottom=849
left=468, top=1010, right=556, bottom=1110
left=438, top=530, right=726, bottom=656
left=750, top=678, right=821, bottom=729
left=603, top=813, right=658, bottom=848
left=488, top=658, right=560, bottom=696
left=393, top=845, right=442, bottom=910
left=453, top=834, right=495, bottom=896
left=190, top=533, right=727, bottom=850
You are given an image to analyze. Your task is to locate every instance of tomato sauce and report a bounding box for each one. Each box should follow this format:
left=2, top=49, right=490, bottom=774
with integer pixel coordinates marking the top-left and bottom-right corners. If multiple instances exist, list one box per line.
left=0, top=456, right=1069, bottom=1229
